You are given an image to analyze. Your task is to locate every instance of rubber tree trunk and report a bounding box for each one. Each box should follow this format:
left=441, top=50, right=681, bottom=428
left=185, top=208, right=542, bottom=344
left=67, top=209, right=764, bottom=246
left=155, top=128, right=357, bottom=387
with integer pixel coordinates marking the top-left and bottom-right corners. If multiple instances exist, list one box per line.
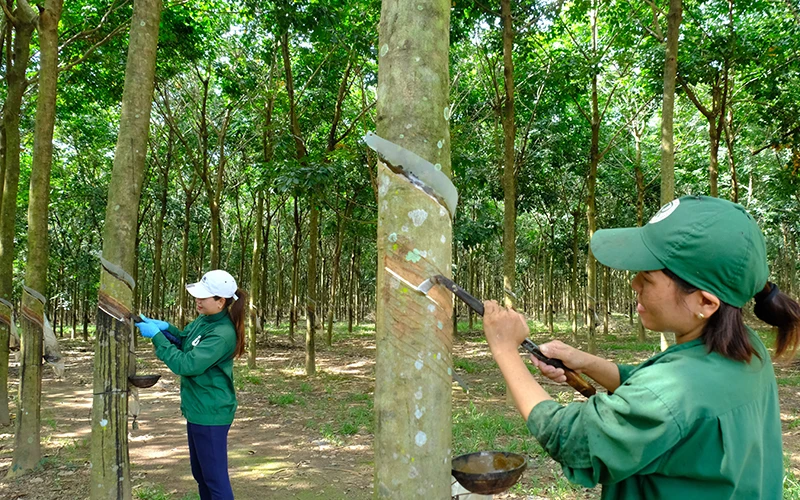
left=9, top=0, right=62, bottom=476
left=634, top=136, right=647, bottom=342
left=179, top=198, right=191, bottom=328
left=152, top=131, right=171, bottom=317
left=281, top=30, right=316, bottom=373
left=658, top=0, right=681, bottom=349
left=90, top=1, right=161, bottom=498
left=659, top=0, right=681, bottom=205
left=326, top=201, right=352, bottom=345
left=0, top=0, right=37, bottom=427
left=305, top=202, right=318, bottom=375
left=289, top=197, right=300, bottom=343
left=585, top=3, right=600, bottom=354
left=248, top=190, right=263, bottom=369
left=500, top=0, right=516, bottom=309
left=570, top=209, right=580, bottom=343
left=374, top=0, right=452, bottom=496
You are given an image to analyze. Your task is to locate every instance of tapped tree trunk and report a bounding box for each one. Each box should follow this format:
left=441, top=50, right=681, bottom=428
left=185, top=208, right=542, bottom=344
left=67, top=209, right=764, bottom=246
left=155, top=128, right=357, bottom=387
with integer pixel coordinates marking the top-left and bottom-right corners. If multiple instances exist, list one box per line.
left=90, top=1, right=161, bottom=498
left=374, top=0, right=452, bottom=497
left=0, top=0, right=37, bottom=427
left=9, top=0, right=62, bottom=475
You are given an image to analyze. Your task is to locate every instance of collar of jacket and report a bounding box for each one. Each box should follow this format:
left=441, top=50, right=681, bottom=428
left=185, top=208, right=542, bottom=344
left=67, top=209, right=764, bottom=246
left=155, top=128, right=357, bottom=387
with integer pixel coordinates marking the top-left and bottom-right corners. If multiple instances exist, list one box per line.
left=203, top=310, right=229, bottom=323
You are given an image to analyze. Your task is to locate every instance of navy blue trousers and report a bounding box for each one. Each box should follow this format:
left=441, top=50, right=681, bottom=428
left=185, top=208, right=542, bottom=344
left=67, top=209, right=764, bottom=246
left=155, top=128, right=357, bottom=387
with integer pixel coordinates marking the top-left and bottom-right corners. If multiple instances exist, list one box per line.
left=186, top=422, right=234, bottom=500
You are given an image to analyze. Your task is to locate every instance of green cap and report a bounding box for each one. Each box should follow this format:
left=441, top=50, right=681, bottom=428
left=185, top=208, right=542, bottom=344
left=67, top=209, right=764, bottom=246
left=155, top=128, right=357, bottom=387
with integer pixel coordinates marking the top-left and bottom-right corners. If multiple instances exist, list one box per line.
left=590, top=195, right=768, bottom=308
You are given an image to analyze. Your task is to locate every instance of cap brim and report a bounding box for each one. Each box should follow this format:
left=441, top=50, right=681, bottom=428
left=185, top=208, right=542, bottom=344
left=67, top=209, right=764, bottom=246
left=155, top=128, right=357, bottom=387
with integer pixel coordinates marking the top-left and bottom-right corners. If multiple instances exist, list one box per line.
left=186, top=282, right=214, bottom=298
left=590, top=227, right=664, bottom=272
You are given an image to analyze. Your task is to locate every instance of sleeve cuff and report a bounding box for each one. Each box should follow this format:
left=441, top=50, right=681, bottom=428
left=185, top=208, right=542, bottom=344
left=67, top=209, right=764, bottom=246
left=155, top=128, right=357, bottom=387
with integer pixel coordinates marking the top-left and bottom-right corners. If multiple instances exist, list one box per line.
left=616, top=364, right=637, bottom=384
left=151, top=331, right=169, bottom=348
left=526, top=399, right=563, bottom=438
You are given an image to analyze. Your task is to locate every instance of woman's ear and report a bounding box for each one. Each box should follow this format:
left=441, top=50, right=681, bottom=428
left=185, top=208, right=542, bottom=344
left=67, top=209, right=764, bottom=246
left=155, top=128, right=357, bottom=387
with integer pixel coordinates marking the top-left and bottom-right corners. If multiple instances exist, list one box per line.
left=697, top=290, right=721, bottom=319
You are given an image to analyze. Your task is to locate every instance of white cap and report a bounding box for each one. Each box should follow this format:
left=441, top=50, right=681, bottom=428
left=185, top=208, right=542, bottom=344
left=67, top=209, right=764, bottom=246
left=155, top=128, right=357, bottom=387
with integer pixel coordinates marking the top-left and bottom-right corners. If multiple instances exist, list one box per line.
left=186, top=270, right=238, bottom=300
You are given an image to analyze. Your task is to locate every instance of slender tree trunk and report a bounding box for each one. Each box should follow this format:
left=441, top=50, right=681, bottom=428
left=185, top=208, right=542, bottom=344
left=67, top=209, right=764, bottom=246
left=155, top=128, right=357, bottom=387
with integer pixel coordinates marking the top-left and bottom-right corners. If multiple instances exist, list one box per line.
left=281, top=31, right=315, bottom=373
left=570, top=210, right=580, bottom=343
left=586, top=5, right=600, bottom=355
left=91, top=1, right=161, bottom=498
left=326, top=201, right=352, bottom=345
left=275, top=211, right=284, bottom=327
left=660, top=0, right=682, bottom=204
left=347, top=242, right=355, bottom=334
left=0, top=0, right=37, bottom=427
left=152, top=131, right=171, bottom=318
left=634, top=141, right=647, bottom=341
left=9, top=0, right=62, bottom=475
left=248, top=191, right=263, bottom=368
left=374, top=0, right=452, bottom=496
left=179, top=200, right=191, bottom=328
left=500, top=0, right=516, bottom=309
left=305, top=203, right=318, bottom=375
left=289, top=197, right=300, bottom=343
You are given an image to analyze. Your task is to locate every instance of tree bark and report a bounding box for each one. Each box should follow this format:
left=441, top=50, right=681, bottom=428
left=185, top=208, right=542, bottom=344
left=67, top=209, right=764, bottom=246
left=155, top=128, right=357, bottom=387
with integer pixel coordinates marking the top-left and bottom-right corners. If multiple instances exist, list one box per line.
left=0, top=0, right=37, bottom=427
left=586, top=5, right=600, bottom=355
left=248, top=190, right=263, bottom=368
left=660, top=0, right=681, bottom=204
left=151, top=130, right=171, bottom=318
left=500, top=0, right=517, bottom=309
left=374, top=0, right=452, bottom=496
left=9, top=0, right=62, bottom=475
left=90, top=1, right=161, bottom=498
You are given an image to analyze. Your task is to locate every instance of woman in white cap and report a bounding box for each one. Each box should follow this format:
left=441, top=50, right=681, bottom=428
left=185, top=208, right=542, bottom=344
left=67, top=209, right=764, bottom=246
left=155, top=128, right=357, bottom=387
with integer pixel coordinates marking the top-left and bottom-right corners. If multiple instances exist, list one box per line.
left=135, top=269, right=247, bottom=500
left=482, top=196, right=800, bottom=499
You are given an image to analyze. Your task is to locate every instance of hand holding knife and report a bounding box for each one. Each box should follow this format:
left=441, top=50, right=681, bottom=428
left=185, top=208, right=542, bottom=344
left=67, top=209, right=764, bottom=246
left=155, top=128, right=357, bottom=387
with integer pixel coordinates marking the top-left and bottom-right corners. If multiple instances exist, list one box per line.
left=417, top=274, right=596, bottom=398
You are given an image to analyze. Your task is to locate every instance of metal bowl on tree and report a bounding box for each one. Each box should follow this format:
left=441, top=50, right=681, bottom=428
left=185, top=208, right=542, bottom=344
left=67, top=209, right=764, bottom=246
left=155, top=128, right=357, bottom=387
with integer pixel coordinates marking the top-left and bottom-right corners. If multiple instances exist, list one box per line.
left=128, top=374, right=161, bottom=388
left=451, top=451, right=527, bottom=495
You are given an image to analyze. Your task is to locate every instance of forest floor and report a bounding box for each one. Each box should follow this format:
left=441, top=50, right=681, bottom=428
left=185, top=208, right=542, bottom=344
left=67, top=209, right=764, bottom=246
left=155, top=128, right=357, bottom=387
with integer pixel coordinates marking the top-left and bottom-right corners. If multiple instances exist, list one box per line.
left=0, top=316, right=798, bottom=500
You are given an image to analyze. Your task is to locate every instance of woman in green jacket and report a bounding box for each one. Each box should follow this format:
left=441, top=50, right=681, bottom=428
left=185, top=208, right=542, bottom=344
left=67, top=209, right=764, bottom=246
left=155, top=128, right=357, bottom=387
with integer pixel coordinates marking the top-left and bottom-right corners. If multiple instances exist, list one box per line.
left=136, top=269, right=247, bottom=500
left=484, top=196, right=800, bottom=499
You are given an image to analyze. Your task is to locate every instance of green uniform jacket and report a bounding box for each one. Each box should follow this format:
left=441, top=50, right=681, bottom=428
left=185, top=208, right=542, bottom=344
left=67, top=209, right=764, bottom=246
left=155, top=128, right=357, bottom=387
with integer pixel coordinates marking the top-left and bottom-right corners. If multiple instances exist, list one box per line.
left=151, top=310, right=238, bottom=426
left=527, top=329, right=782, bottom=499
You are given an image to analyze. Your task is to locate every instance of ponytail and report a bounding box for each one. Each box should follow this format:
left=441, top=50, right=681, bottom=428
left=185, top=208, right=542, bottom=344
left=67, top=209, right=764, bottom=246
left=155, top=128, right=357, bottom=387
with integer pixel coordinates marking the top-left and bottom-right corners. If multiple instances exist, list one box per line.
left=222, top=288, right=247, bottom=358
left=754, top=283, right=800, bottom=360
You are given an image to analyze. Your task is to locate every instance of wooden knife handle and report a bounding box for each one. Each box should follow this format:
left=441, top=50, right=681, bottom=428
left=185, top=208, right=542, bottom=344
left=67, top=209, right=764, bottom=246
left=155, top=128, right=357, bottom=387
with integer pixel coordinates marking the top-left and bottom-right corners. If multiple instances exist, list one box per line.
left=521, top=339, right=596, bottom=397
left=434, top=276, right=596, bottom=398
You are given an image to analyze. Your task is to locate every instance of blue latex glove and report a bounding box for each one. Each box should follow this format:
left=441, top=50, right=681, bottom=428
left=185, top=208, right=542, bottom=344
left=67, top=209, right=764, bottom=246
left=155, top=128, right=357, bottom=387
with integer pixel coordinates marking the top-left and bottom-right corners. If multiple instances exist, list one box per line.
left=139, top=314, right=169, bottom=331
left=135, top=321, right=160, bottom=339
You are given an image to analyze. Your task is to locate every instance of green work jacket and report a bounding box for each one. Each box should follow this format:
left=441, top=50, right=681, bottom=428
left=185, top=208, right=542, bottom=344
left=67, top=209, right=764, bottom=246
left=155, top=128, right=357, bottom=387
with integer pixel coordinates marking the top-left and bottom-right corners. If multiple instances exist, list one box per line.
left=527, top=329, right=782, bottom=499
left=152, top=310, right=238, bottom=426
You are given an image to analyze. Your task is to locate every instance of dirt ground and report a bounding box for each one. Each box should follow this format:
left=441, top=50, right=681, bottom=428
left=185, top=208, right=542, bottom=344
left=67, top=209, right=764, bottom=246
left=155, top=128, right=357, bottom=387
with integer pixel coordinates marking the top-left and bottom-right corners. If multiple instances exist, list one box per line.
left=0, top=324, right=798, bottom=500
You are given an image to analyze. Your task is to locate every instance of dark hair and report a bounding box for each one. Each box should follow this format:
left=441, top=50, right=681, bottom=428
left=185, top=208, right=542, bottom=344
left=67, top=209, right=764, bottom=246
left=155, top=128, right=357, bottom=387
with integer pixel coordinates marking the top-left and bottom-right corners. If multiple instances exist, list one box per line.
left=217, top=288, right=247, bottom=358
left=753, top=283, right=800, bottom=359
left=663, top=269, right=800, bottom=362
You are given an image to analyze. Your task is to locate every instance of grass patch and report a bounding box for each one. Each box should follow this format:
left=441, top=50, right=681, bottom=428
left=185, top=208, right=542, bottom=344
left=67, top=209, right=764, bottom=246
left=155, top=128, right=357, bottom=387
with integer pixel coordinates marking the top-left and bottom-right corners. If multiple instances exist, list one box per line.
left=133, top=484, right=199, bottom=500
left=604, top=342, right=659, bottom=352
left=454, top=357, right=480, bottom=374
left=268, top=393, right=303, bottom=406
left=784, top=454, right=800, bottom=500
left=777, top=375, right=800, bottom=387
left=452, top=402, right=543, bottom=457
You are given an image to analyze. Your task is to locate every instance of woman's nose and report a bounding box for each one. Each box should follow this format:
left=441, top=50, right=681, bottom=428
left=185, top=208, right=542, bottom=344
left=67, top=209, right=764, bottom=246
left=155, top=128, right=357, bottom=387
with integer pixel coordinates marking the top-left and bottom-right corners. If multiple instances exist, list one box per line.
left=631, top=272, right=643, bottom=293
